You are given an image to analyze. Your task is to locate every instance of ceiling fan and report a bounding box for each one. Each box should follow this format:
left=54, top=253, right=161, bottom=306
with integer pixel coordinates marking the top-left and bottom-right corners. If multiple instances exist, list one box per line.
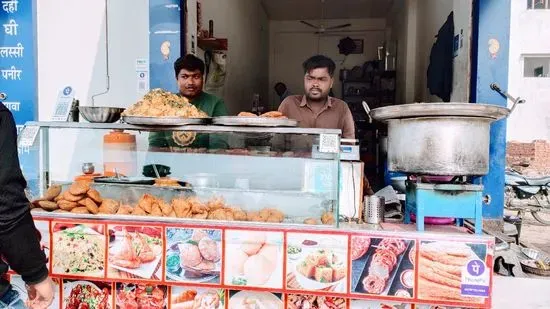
left=299, top=0, right=352, bottom=34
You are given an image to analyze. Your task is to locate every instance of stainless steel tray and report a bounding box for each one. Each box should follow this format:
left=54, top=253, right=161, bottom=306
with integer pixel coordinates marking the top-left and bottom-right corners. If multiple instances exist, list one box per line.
left=212, top=116, right=298, bottom=127
left=122, top=116, right=210, bottom=126
left=370, top=103, right=510, bottom=121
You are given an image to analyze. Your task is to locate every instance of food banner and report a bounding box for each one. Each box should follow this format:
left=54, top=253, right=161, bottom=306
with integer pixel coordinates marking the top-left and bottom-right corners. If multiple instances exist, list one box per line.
left=9, top=216, right=494, bottom=309
left=0, top=0, right=40, bottom=197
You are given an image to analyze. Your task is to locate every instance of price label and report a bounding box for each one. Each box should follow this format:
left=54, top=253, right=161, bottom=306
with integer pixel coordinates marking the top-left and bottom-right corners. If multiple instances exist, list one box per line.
left=319, top=134, right=339, bottom=153
left=51, top=86, right=75, bottom=121
left=18, top=125, right=40, bottom=147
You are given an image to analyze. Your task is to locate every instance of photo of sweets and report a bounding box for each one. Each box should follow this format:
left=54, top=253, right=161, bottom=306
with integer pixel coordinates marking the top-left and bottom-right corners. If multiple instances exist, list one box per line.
left=350, top=300, right=413, bottom=309
left=224, top=230, right=284, bottom=289
left=115, top=283, right=168, bottom=309
left=286, top=294, right=347, bottom=309
left=286, top=233, right=348, bottom=293
left=52, top=222, right=106, bottom=278
left=165, top=228, right=222, bottom=284
left=350, top=236, right=415, bottom=298
left=63, top=279, right=113, bottom=309
left=417, top=241, right=487, bottom=304
left=8, top=275, right=61, bottom=309
left=228, top=290, right=283, bottom=309
left=107, top=225, right=163, bottom=281
left=170, top=287, right=225, bottom=309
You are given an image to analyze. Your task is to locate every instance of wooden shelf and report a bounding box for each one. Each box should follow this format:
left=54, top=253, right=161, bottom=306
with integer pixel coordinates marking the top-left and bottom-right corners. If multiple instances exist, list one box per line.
left=198, top=38, right=228, bottom=51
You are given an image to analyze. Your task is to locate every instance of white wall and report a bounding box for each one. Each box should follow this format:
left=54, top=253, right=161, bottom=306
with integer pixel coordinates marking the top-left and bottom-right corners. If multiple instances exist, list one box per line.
left=507, top=2, right=550, bottom=142
left=414, top=0, right=472, bottom=103
left=37, top=0, right=149, bottom=180
left=198, top=0, right=269, bottom=114
left=388, top=0, right=472, bottom=104
left=268, top=18, right=387, bottom=108
left=387, top=0, right=417, bottom=104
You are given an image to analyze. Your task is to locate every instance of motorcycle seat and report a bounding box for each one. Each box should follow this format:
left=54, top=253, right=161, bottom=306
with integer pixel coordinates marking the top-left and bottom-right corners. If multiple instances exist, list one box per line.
left=525, top=176, right=550, bottom=186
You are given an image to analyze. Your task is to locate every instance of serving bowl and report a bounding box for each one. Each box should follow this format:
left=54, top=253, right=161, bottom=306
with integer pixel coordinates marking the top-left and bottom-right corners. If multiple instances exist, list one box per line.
left=79, top=106, right=124, bottom=123
left=294, top=253, right=346, bottom=290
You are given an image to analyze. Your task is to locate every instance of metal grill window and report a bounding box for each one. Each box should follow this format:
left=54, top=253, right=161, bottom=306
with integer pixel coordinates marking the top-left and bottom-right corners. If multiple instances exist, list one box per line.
left=527, top=0, right=549, bottom=9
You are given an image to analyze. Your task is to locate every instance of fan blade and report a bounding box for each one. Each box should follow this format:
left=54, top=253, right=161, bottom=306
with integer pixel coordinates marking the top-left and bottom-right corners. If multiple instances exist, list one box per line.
left=300, top=20, right=319, bottom=29
left=327, top=23, right=352, bottom=30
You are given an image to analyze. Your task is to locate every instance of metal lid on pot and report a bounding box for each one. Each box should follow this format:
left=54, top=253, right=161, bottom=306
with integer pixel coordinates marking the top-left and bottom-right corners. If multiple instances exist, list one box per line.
left=370, top=102, right=510, bottom=122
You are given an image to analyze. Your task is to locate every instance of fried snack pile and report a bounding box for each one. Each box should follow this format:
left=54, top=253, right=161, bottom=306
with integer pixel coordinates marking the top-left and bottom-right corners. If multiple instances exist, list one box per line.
left=237, top=111, right=287, bottom=119
left=128, top=194, right=284, bottom=223
left=122, top=88, right=208, bottom=118
left=31, top=181, right=119, bottom=215
left=32, top=184, right=334, bottom=225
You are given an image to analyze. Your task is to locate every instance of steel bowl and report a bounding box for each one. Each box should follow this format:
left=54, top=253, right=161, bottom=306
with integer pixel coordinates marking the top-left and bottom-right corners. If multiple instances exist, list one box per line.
left=82, top=163, right=95, bottom=175
left=79, top=106, right=124, bottom=123
left=522, top=247, right=550, bottom=263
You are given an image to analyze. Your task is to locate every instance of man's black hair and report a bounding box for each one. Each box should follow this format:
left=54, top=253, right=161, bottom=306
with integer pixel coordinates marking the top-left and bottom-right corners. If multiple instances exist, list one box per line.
left=303, top=55, right=336, bottom=77
left=174, top=54, right=205, bottom=77
left=274, top=82, right=287, bottom=96
left=274, top=82, right=286, bottom=89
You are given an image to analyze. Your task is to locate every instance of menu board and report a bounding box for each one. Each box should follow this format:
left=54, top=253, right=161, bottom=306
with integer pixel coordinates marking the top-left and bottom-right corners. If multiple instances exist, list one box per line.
left=8, top=216, right=494, bottom=309
left=0, top=0, right=40, bottom=197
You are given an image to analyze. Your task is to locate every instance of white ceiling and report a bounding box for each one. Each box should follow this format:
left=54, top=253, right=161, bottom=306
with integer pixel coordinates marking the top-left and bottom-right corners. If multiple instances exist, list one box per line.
left=260, top=0, right=394, bottom=21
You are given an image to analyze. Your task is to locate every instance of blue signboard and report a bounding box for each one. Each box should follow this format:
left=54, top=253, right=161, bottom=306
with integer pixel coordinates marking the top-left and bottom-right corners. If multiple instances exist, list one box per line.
left=149, top=0, right=183, bottom=92
left=0, top=0, right=39, bottom=196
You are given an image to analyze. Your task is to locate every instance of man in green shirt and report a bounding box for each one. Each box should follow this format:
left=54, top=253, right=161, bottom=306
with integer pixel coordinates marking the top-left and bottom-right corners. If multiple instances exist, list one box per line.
left=149, top=54, right=228, bottom=149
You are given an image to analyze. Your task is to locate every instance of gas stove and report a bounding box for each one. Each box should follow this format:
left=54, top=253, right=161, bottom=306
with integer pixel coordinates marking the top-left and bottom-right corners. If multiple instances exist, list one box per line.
left=403, top=176, right=484, bottom=234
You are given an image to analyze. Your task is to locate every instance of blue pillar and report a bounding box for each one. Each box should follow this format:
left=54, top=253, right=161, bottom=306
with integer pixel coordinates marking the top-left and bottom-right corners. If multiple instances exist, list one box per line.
left=470, top=0, right=511, bottom=219
left=149, top=0, right=184, bottom=92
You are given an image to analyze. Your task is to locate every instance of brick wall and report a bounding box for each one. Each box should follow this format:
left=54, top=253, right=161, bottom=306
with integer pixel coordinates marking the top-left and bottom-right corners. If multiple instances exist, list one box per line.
left=507, top=140, right=550, bottom=176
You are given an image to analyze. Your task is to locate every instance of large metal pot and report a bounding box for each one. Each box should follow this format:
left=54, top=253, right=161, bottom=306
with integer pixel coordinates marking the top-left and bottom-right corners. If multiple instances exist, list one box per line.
left=370, top=102, right=516, bottom=176
left=386, top=116, right=493, bottom=175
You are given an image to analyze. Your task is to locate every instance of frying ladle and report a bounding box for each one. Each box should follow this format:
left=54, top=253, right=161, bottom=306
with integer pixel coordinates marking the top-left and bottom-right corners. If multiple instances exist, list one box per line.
left=152, top=164, right=161, bottom=179
left=362, top=101, right=372, bottom=123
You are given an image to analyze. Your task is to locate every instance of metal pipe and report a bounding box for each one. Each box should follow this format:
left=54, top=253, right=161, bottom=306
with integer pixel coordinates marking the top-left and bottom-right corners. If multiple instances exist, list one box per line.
left=91, top=0, right=111, bottom=106
left=490, top=83, right=526, bottom=114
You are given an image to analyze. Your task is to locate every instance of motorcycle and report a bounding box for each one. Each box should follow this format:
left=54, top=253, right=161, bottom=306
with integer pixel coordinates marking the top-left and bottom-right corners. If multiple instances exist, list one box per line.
left=505, top=167, right=550, bottom=225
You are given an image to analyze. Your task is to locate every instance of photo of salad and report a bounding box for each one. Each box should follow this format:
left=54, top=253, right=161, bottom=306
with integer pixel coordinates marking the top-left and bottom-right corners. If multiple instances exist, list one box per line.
left=170, top=287, right=224, bottom=309
left=165, top=228, right=222, bottom=284
left=63, top=280, right=113, bottom=309
left=116, top=283, right=167, bottom=309
left=52, top=223, right=106, bottom=277
left=108, top=225, right=163, bottom=280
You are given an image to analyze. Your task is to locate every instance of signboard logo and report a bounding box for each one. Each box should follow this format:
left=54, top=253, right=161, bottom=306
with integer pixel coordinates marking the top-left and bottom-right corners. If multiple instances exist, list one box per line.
left=461, top=258, right=490, bottom=298
left=467, top=260, right=485, bottom=276
left=63, top=86, right=72, bottom=96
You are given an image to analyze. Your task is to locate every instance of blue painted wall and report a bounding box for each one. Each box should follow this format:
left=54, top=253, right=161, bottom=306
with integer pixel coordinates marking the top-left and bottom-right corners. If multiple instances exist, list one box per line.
left=149, top=0, right=184, bottom=92
left=0, top=0, right=39, bottom=196
left=471, top=0, right=511, bottom=219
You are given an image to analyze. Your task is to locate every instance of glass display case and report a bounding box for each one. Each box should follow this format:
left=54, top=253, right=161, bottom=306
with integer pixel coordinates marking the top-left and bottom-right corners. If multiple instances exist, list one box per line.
left=19, top=122, right=341, bottom=227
